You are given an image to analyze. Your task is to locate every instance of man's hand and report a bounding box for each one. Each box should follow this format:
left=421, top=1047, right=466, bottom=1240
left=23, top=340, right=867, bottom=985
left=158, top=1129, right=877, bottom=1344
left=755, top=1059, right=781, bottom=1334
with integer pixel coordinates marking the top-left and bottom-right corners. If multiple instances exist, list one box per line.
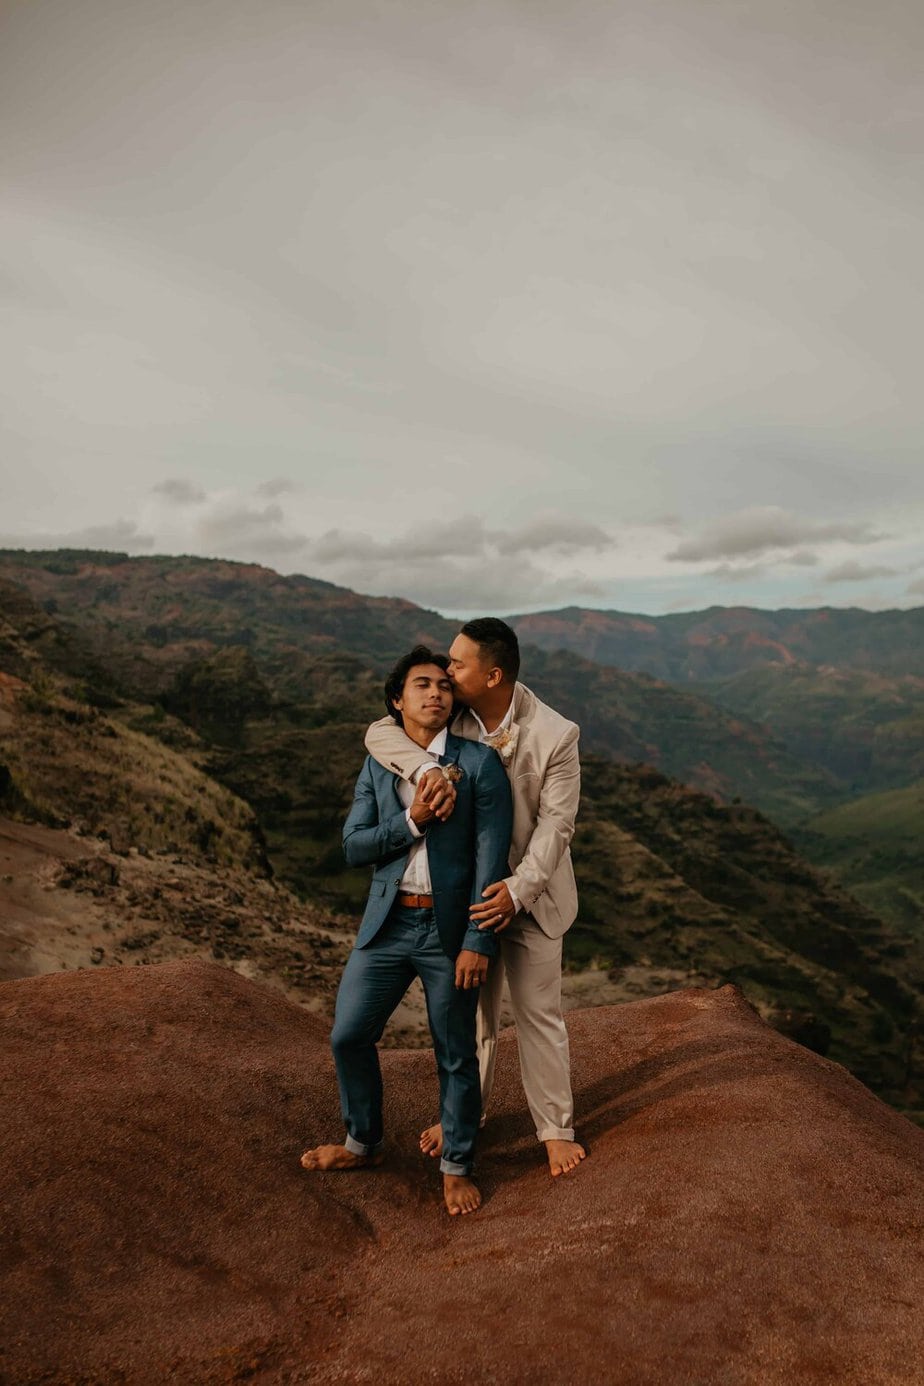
left=470, top=881, right=517, bottom=933
left=417, top=767, right=457, bottom=822
left=408, top=775, right=438, bottom=828
left=455, top=949, right=490, bottom=989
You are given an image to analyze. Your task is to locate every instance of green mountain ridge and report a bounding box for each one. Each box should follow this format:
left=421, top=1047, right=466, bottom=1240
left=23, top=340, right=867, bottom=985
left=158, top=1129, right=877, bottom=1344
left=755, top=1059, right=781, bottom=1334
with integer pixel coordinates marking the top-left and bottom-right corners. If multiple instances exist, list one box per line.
left=795, top=781, right=924, bottom=940
left=701, top=663, right=924, bottom=793
left=506, top=599, right=924, bottom=932
left=0, top=551, right=843, bottom=825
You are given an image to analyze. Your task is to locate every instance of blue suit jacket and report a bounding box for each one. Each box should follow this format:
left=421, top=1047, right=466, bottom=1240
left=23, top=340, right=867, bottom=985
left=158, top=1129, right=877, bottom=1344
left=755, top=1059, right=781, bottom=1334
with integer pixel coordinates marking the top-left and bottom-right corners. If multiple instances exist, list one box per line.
left=342, top=731, right=513, bottom=960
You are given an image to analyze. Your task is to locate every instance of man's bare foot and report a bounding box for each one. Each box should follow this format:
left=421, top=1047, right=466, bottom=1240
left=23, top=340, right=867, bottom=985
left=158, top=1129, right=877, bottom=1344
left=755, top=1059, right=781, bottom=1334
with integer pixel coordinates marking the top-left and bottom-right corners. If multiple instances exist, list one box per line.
left=443, top=1173, right=481, bottom=1215
left=299, top=1144, right=384, bottom=1171
left=545, top=1139, right=587, bottom=1177
left=419, top=1122, right=443, bottom=1158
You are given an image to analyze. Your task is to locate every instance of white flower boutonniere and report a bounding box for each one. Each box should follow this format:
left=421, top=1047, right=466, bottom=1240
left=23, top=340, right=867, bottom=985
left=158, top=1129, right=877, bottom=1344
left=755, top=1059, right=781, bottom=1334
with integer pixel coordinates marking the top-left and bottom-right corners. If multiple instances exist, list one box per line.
left=484, top=724, right=519, bottom=765
left=441, top=762, right=464, bottom=784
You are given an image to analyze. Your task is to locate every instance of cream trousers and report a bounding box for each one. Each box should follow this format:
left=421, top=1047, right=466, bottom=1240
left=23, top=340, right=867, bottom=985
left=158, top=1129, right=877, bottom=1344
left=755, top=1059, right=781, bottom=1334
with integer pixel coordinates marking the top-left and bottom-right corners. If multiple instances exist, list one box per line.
left=476, top=913, right=575, bottom=1143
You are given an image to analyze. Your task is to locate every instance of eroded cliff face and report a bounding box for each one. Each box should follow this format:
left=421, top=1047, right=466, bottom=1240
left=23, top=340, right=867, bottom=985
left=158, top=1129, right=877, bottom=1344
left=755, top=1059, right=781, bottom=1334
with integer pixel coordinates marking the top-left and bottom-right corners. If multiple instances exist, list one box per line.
left=2, top=961, right=921, bottom=1385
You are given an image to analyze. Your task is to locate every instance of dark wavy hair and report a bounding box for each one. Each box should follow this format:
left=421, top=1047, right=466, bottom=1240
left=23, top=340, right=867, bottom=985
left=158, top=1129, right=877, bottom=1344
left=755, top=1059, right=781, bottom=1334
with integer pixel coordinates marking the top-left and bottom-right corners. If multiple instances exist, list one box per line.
left=384, top=645, right=451, bottom=726
left=459, top=617, right=520, bottom=682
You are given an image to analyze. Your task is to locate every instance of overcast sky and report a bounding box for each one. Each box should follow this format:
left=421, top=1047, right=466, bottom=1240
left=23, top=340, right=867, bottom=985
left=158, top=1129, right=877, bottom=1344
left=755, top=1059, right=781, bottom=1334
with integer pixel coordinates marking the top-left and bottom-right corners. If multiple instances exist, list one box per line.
left=2, top=0, right=922, bottom=616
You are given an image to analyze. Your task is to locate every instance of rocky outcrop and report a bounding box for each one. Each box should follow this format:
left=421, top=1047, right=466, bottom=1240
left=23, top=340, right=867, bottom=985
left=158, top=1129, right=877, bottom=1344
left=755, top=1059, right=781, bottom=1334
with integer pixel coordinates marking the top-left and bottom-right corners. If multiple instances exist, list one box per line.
left=0, top=817, right=354, bottom=1018
left=1, top=961, right=921, bottom=1384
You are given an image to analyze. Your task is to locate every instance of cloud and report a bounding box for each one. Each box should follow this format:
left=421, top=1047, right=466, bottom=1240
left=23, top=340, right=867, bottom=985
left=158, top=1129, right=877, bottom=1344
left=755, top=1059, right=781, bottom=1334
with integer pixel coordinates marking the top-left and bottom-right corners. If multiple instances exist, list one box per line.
left=255, top=477, right=300, bottom=499
left=152, top=478, right=206, bottom=505
left=313, top=516, right=482, bottom=564
left=824, top=560, right=898, bottom=583
left=0, top=519, right=154, bottom=552
left=300, top=513, right=613, bottom=612
left=906, top=578, right=924, bottom=596
left=489, top=516, right=612, bottom=557
left=668, top=507, right=884, bottom=563
left=703, top=547, right=821, bottom=580
left=316, top=552, right=605, bottom=613
left=704, top=562, right=768, bottom=581
left=312, top=514, right=613, bottom=567
left=194, top=503, right=307, bottom=559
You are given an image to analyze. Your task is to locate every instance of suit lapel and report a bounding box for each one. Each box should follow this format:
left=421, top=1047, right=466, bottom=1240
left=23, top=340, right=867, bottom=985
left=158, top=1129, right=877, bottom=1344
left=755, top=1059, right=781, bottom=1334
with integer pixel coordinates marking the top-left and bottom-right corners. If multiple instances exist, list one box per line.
left=442, top=730, right=464, bottom=766
left=512, top=681, right=534, bottom=726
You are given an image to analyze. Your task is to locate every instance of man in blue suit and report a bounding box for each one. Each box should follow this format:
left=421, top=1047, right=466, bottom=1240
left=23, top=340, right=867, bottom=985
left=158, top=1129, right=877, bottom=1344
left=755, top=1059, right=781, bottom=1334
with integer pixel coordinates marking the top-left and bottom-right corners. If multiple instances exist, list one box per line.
left=301, top=645, right=513, bottom=1215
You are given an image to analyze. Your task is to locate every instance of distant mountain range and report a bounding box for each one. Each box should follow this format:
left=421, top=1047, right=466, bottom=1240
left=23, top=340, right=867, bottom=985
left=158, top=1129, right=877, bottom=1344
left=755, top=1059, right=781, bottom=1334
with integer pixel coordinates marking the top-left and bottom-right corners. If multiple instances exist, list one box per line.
left=510, top=604, right=924, bottom=800
left=510, top=604, right=924, bottom=680
left=0, top=550, right=851, bottom=824
left=1, top=550, right=921, bottom=1118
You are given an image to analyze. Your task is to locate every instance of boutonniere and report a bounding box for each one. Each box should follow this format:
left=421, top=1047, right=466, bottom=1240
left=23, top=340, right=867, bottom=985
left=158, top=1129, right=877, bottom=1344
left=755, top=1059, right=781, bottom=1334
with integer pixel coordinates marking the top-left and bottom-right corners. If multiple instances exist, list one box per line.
left=441, top=761, right=464, bottom=784
left=484, top=724, right=519, bottom=765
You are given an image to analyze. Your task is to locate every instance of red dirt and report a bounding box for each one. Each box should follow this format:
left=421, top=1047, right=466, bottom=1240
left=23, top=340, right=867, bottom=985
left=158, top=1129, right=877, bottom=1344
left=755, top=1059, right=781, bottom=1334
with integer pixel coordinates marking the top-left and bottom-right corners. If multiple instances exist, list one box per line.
left=1, top=960, right=921, bottom=1385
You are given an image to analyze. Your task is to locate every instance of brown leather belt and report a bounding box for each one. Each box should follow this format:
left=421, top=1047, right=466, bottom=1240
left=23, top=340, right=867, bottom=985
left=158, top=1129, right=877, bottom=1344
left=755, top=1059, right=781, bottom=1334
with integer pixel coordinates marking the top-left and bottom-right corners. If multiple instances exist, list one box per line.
left=398, top=892, right=434, bottom=909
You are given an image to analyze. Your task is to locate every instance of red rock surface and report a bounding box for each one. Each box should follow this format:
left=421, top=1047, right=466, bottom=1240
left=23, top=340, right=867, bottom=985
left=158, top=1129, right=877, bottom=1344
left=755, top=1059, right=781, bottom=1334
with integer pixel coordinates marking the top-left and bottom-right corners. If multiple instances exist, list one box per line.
left=1, top=960, right=921, bottom=1385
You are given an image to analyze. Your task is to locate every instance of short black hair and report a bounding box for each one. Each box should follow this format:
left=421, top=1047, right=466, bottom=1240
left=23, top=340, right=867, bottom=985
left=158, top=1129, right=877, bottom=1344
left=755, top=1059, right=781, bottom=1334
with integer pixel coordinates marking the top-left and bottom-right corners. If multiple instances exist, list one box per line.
left=384, top=644, right=450, bottom=725
left=459, top=617, right=520, bottom=683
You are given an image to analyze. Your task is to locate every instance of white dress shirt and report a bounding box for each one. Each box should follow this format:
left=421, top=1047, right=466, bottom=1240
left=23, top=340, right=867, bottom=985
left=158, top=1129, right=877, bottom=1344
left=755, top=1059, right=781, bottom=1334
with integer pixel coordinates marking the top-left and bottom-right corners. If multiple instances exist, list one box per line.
left=398, top=726, right=447, bottom=893
left=469, top=700, right=514, bottom=741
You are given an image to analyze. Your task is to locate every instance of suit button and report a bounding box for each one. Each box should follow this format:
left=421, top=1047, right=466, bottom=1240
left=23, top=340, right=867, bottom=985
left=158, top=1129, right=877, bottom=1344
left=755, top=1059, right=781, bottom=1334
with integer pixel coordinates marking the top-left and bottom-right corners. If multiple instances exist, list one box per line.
left=393, top=878, right=401, bottom=886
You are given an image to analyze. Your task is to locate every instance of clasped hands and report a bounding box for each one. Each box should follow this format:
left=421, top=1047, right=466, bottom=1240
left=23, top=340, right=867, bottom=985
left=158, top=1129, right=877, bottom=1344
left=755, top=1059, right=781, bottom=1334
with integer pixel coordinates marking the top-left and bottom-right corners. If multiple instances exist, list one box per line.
left=410, top=767, right=458, bottom=825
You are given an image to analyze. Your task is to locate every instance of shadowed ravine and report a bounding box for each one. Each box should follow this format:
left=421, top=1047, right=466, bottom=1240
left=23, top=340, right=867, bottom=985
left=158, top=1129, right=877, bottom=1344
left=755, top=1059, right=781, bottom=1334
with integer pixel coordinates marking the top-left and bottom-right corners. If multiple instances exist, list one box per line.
left=1, top=960, right=921, bottom=1384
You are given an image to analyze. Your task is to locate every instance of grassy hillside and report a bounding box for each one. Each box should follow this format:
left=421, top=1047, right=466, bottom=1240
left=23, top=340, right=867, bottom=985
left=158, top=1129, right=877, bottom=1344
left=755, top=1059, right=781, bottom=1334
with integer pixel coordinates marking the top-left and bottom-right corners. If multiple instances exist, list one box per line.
left=0, top=581, right=268, bottom=869
left=0, top=678, right=268, bottom=871
left=573, top=758, right=921, bottom=1104
left=705, top=663, right=924, bottom=790
left=522, top=648, right=841, bottom=825
left=795, top=782, right=924, bottom=941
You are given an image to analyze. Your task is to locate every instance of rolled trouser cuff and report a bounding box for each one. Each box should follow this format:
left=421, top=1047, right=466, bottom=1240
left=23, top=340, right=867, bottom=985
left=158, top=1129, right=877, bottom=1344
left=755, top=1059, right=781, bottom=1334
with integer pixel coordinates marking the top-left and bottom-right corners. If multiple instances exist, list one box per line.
left=536, top=1126, right=575, bottom=1143
left=344, top=1133, right=384, bottom=1158
left=439, top=1156, right=473, bottom=1176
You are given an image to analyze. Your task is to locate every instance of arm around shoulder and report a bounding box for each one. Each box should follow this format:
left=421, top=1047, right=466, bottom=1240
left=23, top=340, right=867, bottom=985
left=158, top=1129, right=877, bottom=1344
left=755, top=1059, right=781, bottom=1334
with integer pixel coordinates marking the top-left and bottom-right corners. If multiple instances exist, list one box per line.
left=365, top=715, right=433, bottom=782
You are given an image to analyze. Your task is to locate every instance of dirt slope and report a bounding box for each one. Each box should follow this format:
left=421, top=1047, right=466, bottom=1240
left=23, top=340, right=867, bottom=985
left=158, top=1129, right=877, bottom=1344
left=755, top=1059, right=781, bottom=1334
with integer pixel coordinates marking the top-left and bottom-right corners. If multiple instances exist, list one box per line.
left=0, top=815, right=714, bottom=1043
left=1, top=961, right=921, bottom=1385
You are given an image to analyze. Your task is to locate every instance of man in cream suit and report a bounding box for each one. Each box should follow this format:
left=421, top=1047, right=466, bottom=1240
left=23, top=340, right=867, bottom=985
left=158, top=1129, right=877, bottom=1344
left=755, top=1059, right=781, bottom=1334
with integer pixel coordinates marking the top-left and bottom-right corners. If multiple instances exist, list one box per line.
left=365, top=618, right=585, bottom=1178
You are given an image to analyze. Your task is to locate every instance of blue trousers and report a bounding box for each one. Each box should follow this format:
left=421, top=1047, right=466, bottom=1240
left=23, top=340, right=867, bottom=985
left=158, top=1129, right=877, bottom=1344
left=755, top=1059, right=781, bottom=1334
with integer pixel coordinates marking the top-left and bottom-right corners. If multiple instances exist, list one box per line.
left=330, top=904, right=481, bottom=1176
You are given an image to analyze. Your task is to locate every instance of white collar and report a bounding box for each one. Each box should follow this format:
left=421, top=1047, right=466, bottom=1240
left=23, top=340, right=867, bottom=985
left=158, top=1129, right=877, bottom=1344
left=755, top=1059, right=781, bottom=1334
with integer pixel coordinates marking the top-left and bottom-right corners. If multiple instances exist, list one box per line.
left=427, top=727, right=449, bottom=755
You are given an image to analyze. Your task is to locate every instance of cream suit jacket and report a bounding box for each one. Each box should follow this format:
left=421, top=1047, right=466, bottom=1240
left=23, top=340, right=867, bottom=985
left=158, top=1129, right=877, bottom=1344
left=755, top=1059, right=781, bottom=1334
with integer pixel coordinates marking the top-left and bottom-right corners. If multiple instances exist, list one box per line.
left=364, top=682, right=580, bottom=939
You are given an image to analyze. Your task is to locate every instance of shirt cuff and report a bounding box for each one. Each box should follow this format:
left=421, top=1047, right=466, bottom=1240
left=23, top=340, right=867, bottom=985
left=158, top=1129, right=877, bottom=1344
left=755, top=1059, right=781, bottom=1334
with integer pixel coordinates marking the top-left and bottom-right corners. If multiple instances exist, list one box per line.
left=410, top=760, right=441, bottom=784
left=504, top=876, right=524, bottom=914
left=405, top=808, right=424, bottom=838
